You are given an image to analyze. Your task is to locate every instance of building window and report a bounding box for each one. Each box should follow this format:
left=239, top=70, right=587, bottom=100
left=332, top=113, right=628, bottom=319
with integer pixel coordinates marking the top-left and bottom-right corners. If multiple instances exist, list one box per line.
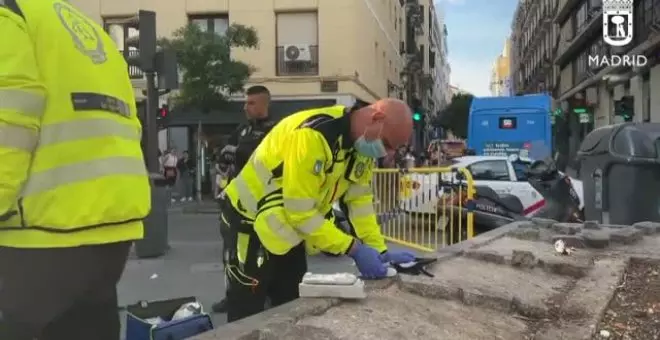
left=572, top=52, right=588, bottom=83
left=643, top=74, right=651, bottom=122
left=103, top=17, right=141, bottom=78
left=103, top=18, right=138, bottom=52
left=575, top=2, right=587, bottom=31
left=276, top=12, right=319, bottom=76
left=189, top=14, right=229, bottom=36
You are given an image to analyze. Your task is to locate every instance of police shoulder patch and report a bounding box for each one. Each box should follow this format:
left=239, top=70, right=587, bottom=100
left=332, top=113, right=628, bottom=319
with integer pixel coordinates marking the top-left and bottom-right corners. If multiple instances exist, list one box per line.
left=54, top=2, right=107, bottom=64
left=355, top=162, right=365, bottom=178
left=313, top=160, right=324, bottom=175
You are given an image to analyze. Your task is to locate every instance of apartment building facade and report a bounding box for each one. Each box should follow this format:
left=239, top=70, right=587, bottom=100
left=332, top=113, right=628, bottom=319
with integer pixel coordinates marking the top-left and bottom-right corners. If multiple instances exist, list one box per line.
left=71, top=0, right=411, bottom=149
left=509, top=0, right=560, bottom=97
left=554, top=0, right=660, bottom=163
left=432, top=6, right=452, bottom=110
left=554, top=0, right=660, bottom=128
left=490, top=39, right=512, bottom=96
left=72, top=0, right=448, bottom=149
left=509, top=0, right=660, bottom=168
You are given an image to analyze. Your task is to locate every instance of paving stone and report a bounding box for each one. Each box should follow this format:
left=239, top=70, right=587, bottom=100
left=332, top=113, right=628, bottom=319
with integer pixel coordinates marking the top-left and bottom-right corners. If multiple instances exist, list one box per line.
left=536, top=258, right=629, bottom=340
left=552, top=223, right=583, bottom=235
left=583, top=220, right=600, bottom=230
left=579, top=230, right=611, bottom=248
left=600, top=224, right=630, bottom=229
left=534, top=323, right=595, bottom=340
left=399, top=257, right=569, bottom=318
left=531, top=218, right=557, bottom=228
left=468, top=237, right=594, bottom=278
left=296, top=286, right=529, bottom=340
left=511, top=250, right=535, bottom=268
left=560, top=258, right=627, bottom=319
left=507, top=227, right=541, bottom=241
left=633, top=221, right=660, bottom=235
left=609, top=227, right=644, bottom=245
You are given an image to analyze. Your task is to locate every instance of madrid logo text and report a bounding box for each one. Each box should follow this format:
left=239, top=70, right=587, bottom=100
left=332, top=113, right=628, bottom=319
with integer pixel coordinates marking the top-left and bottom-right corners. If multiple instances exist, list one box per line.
left=589, top=0, right=648, bottom=68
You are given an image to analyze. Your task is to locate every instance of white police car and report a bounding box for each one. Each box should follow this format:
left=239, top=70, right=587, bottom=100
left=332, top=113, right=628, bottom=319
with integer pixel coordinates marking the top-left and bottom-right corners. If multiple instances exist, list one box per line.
left=400, top=155, right=584, bottom=216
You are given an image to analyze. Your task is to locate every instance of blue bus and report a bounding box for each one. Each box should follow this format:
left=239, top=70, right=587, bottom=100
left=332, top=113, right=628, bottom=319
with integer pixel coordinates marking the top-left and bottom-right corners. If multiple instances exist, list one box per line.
left=467, top=94, right=552, bottom=159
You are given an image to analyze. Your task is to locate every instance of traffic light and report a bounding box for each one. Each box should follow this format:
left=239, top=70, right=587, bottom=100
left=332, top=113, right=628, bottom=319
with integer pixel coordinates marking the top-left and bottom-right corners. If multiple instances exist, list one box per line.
left=614, top=96, right=634, bottom=122
left=413, top=112, right=422, bottom=121
left=158, top=104, right=169, bottom=119
left=123, top=10, right=157, bottom=73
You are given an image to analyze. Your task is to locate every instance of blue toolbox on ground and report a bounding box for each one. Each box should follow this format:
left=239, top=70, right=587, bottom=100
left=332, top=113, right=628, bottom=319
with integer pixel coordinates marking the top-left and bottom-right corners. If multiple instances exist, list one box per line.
left=125, top=297, right=214, bottom=340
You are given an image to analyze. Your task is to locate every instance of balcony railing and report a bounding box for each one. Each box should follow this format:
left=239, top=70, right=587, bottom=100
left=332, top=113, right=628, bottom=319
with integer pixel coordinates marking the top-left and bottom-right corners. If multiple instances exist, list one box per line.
left=276, top=45, right=319, bottom=76
left=554, top=8, right=600, bottom=66
left=555, top=0, right=580, bottom=24
left=124, top=49, right=144, bottom=79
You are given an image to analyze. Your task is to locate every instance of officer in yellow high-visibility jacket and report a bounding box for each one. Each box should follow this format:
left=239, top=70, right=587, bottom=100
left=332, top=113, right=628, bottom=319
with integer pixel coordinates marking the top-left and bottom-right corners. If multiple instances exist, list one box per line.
left=219, top=98, right=416, bottom=322
left=0, top=1, right=150, bottom=339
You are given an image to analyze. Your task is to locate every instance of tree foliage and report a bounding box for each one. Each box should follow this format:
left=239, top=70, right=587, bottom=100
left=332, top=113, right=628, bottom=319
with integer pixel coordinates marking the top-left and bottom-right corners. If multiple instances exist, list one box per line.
left=437, top=93, right=474, bottom=138
left=159, top=23, right=259, bottom=112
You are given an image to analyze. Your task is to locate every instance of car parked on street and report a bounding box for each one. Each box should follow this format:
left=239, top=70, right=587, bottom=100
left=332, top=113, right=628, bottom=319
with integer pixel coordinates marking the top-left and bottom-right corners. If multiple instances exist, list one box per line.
left=399, top=155, right=584, bottom=216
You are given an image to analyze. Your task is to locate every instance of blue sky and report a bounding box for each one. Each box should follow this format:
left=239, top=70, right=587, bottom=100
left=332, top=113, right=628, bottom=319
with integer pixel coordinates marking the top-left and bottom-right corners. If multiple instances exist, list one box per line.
left=437, top=0, right=518, bottom=96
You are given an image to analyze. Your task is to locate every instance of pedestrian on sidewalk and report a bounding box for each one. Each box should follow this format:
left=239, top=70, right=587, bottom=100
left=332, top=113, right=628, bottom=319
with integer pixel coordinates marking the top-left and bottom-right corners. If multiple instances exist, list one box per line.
left=211, top=85, right=275, bottom=313
left=177, top=150, right=195, bottom=202
left=162, top=148, right=178, bottom=202
left=219, top=99, right=417, bottom=322
left=0, top=1, right=150, bottom=339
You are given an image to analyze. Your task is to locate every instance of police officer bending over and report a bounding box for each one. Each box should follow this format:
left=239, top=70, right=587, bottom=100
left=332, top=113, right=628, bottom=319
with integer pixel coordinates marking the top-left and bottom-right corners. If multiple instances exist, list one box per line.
left=220, top=98, right=417, bottom=322
left=212, top=85, right=274, bottom=313
left=0, top=1, right=150, bottom=339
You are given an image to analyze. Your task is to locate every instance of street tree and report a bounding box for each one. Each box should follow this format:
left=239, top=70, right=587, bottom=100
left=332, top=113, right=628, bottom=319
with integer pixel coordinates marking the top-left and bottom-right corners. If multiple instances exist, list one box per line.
left=159, top=23, right=259, bottom=112
left=437, top=93, right=474, bottom=138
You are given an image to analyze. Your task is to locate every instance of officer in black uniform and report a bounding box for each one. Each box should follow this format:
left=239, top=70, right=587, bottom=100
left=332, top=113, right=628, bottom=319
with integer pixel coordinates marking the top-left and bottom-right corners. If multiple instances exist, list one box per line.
left=212, top=85, right=274, bottom=313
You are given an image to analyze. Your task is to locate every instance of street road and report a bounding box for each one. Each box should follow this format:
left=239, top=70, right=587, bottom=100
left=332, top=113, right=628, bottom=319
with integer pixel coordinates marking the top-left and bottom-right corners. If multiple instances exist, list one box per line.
left=118, top=211, right=356, bottom=333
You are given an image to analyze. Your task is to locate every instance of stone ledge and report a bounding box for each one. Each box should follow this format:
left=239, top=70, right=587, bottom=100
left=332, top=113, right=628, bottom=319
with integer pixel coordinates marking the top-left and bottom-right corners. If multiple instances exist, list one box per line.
left=192, top=297, right=341, bottom=339
left=398, top=257, right=570, bottom=318
left=464, top=237, right=595, bottom=278
left=193, top=220, right=660, bottom=340
left=508, top=221, right=652, bottom=250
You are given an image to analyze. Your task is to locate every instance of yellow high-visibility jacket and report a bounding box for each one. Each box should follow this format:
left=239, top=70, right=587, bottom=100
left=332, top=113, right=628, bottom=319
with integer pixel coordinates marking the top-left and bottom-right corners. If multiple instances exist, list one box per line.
left=224, top=105, right=387, bottom=256
left=0, top=0, right=150, bottom=248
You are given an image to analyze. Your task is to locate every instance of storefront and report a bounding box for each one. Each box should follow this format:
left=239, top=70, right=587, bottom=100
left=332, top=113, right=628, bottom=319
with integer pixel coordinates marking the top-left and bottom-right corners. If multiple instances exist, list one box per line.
left=159, top=98, right=338, bottom=195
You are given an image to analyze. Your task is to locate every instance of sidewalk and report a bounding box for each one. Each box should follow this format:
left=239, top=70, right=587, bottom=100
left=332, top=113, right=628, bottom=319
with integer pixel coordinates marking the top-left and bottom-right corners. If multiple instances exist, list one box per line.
left=117, top=212, right=359, bottom=333
left=168, top=200, right=219, bottom=214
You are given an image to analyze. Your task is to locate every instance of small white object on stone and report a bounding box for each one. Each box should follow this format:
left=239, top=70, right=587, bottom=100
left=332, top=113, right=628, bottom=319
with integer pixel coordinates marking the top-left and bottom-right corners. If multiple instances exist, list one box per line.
left=299, top=272, right=366, bottom=299
left=150, top=273, right=158, bottom=279
left=554, top=239, right=574, bottom=255
left=554, top=239, right=566, bottom=253
left=599, top=329, right=610, bottom=338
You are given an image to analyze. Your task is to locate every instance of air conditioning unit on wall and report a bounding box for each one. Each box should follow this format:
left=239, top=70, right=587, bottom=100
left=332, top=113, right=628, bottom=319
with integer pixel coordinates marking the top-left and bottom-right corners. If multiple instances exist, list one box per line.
left=284, top=44, right=312, bottom=62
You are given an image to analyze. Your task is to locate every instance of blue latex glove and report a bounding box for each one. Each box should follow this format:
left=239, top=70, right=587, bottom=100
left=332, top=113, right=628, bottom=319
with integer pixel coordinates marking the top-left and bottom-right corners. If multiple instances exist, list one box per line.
left=380, top=250, right=417, bottom=264
left=348, top=242, right=388, bottom=279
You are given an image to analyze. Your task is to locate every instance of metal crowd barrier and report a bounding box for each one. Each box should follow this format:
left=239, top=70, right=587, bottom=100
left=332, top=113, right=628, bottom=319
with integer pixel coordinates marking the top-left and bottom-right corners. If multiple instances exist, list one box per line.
left=372, top=167, right=475, bottom=252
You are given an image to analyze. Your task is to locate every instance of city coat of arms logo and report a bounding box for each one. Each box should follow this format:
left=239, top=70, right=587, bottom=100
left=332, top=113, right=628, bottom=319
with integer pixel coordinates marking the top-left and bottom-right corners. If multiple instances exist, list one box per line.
left=602, top=0, right=634, bottom=47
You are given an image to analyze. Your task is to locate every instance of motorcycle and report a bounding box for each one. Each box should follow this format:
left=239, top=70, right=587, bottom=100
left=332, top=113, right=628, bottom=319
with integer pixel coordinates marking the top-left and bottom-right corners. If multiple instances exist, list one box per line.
left=442, top=153, right=583, bottom=244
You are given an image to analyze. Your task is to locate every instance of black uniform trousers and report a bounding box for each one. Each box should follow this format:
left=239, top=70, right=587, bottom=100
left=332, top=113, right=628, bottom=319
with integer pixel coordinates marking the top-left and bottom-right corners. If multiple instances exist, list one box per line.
left=219, top=198, right=307, bottom=322
left=0, top=241, right=131, bottom=340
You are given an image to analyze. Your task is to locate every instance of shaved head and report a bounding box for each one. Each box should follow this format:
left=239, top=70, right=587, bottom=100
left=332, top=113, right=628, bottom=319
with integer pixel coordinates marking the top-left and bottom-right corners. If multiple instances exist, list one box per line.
left=349, top=98, right=413, bottom=158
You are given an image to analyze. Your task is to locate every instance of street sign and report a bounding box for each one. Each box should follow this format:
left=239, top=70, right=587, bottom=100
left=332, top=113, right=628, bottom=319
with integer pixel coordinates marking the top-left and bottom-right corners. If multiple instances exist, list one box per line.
left=579, top=113, right=590, bottom=123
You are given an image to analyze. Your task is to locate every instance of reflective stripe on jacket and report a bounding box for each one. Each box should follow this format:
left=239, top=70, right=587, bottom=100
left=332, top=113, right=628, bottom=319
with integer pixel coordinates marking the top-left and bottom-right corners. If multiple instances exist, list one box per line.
left=0, top=0, right=149, bottom=248
left=224, top=105, right=387, bottom=256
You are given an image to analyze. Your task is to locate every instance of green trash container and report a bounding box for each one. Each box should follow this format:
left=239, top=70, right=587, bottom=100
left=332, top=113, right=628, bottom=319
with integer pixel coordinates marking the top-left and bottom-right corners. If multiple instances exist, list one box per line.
left=135, top=173, right=170, bottom=258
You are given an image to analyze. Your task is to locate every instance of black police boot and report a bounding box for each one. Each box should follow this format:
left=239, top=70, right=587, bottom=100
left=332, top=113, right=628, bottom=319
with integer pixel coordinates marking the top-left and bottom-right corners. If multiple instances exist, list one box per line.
left=211, top=298, right=228, bottom=313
